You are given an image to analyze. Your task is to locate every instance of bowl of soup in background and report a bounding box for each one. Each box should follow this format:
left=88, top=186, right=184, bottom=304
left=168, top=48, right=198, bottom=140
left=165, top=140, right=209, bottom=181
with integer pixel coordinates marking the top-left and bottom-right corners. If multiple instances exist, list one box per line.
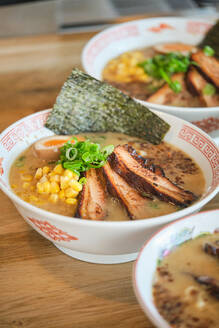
left=0, top=109, right=218, bottom=264
left=133, top=209, right=219, bottom=328
left=82, top=17, right=219, bottom=144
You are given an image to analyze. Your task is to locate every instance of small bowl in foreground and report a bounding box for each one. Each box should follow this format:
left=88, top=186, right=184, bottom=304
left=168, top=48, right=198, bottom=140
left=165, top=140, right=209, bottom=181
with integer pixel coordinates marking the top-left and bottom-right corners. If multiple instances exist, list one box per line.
left=0, top=109, right=218, bottom=264
left=133, top=209, right=219, bottom=328
left=82, top=16, right=219, bottom=144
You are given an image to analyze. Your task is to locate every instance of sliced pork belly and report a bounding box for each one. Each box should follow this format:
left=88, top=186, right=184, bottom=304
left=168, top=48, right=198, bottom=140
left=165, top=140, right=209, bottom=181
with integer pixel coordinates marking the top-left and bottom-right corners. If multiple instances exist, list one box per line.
left=103, top=162, right=149, bottom=220
left=77, top=168, right=107, bottom=220
left=203, top=242, right=219, bottom=259
left=187, top=67, right=219, bottom=107
left=191, top=50, right=219, bottom=88
left=147, top=73, right=187, bottom=105
left=109, top=145, right=197, bottom=207
left=153, top=43, right=196, bottom=55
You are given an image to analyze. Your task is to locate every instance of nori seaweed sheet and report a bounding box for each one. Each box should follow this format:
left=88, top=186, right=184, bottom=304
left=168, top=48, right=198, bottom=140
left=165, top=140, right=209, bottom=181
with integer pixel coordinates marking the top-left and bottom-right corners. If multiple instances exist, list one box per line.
left=45, top=69, right=170, bottom=144
left=199, top=20, right=219, bottom=58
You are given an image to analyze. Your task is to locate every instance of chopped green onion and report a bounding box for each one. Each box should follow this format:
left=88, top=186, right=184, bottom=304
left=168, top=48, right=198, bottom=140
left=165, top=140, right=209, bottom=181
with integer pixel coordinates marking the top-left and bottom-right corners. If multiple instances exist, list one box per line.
left=102, top=145, right=115, bottom=157
left=149, top=201, right=160, bottom=209
left=203, top=83, right=216, bottom=96
left=170, top=80, right=182, bottom=93
left=138, top=52, right=194, bottom=93
left=59, top=137, right=114, bottom=176
left=79, top=177, right=87, bottom=185
left=203, top=45, right=215, bottom=57
left=66, top=147, right=78, bottom=160
left=15, top=155, right=26, bottom=167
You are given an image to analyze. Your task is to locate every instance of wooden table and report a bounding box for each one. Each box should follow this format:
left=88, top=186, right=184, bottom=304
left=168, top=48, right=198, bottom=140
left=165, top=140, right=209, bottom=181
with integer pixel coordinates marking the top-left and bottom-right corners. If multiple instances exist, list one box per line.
left=0, top=30, right=218, bottom=328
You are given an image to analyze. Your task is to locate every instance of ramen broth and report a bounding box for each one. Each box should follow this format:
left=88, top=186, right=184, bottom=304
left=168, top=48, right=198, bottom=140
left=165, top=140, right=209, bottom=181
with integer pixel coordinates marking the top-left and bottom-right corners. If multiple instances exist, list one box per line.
left=153, top=232, right=219, bottom=328
left=10, top=132, right=205, bottom=220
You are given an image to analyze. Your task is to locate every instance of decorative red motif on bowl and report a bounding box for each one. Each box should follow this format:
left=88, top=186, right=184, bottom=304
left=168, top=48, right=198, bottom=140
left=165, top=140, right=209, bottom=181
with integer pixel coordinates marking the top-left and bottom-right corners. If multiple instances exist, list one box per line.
left=178, top=125, right=219, bottom=187
left=85, top=24, right=139, bottom=67
left=0, top=111, right=49, bottom=152
left=186, top=21, right=212, bottom=34
left=148, top=23, right=173, bottom=33
left=0, top=158, right=3, bottom=176
left=27, top=217, right=78, bottom=242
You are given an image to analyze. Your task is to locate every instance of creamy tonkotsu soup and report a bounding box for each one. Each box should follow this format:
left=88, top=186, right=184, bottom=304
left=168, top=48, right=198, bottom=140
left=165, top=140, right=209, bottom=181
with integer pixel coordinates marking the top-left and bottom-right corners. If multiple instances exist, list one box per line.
left=10, top=132, right=205, bottom=221
left=153, top=232, right=219, bottom=328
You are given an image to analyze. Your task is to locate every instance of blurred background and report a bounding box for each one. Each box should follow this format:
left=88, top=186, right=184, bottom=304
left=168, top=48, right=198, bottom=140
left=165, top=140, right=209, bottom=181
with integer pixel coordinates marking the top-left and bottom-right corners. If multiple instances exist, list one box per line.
left=0, top=0, right=218, bottom=37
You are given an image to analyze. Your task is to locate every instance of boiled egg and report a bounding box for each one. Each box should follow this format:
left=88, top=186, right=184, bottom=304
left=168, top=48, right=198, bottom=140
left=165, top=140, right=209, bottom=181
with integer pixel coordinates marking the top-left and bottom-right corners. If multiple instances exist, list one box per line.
left=33, top=135, right=76, bottom=160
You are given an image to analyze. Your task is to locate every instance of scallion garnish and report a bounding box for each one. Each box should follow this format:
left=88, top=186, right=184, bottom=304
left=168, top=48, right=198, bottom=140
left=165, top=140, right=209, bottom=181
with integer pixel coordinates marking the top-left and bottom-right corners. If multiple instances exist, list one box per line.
left=59, top=138, right=114, bottom=176
left=203, top=45, right=215, bottom=57
left=15, top=155, right=26, bottom=167
left=203, top=83, right=216, bottom=96
left=138, top=52, right=196, bottom=93
left=79, top=177, right=87, bottom=185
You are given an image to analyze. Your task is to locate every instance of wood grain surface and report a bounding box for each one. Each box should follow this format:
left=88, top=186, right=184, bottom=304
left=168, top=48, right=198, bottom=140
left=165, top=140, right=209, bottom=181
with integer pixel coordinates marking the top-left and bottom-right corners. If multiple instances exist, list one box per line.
left=0, top=29, right=218, bottom=328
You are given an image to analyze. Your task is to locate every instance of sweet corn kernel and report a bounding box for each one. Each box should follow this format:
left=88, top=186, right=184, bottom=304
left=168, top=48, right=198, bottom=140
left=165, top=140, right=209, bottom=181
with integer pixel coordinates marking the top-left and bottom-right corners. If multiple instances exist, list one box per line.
left=11, top=184, right=17, bottom=189
left=35, top=168, right=43, bottom=179
left=43, top=181, right=51, bottom=194
left=60, top=176, right=70, bottom=189
left=30, top=185, right=35, bottom=191
left=69, top=180, right=82, bottom=192
left=49, top=174, right=60, bottom=183
left=65, top=187, right=78, bottom=198
left=22, top=182, right=30, bottom=189
left=39, top=175, right=48, bottom=183
left=53, top=164, right=64, bottom=175
left=42, top=166, right=50, bottom=175
left=37, top=182, right=44, bottom=194
left=21, top=174, right=33, bottom=182
left=64, top=169, right=74, bottom=179
left=73, top=173, right=79, bottom=181
left=50, top=181, right=60, bottom=193
left=49, top=193, right=59, bottom=203
left=59, top=190, right=65, bottom=200
left=103, top=51, right=148, bottom=83
left=29, top=195, right=38, bottom=202
left=65, top=198, right=77, bottom=205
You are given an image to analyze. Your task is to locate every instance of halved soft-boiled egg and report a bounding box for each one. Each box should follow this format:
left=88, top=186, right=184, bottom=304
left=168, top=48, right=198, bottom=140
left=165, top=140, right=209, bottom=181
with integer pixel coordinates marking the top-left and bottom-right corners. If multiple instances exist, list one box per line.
left=153, top=43, right=197, bottom=55
left=33, top=135, right=84, bottom=160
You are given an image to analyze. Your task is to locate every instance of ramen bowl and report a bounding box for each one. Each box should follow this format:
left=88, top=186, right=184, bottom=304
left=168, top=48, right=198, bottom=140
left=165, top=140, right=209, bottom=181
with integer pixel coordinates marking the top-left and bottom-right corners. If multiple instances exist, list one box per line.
left=0, top=109, right=218, bottom=264
left=82, top=16, right=219, bottom=143
left=133, top=209, right=219, bottom=328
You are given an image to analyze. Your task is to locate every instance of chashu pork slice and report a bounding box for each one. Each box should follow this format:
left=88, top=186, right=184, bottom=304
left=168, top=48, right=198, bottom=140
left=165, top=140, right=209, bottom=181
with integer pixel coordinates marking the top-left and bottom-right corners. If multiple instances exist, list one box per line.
left=103, top=162, right=149, bottom=220
left=108, top=145, right=197, bottom=207
left=187, top=67, right=219, bottom=107
left=147, top=73, right=188, bottom=105
left=191, top=50, right=219, bottom=88
left=77, top=168, right=107, bottom=220
left=153, top=43, right=197, bottom=55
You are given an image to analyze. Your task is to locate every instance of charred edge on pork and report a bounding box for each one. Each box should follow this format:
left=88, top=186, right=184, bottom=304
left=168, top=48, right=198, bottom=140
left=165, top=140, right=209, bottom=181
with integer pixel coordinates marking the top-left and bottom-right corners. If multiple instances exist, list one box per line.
left=76, top=168, right=107, bottom=220
left=191, top=50, right=219, bottom=88
left=108, top=145, right=197, bottom=207
left=102, top=163, right=149, bottom=220
left=187, top=67, right=219, bottom=107
left=203, top=242, right=219, bottom=259
left=194, top=275, right=219, bottom=300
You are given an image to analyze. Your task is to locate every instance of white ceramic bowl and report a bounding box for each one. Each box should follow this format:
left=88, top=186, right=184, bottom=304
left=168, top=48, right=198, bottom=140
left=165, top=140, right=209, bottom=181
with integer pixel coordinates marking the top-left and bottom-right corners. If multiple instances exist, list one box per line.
left=82, top=17, right=219, bottom=143
left=133, top=209, right=219, bottom=328
left=0, top=109, right=218, bottom=264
